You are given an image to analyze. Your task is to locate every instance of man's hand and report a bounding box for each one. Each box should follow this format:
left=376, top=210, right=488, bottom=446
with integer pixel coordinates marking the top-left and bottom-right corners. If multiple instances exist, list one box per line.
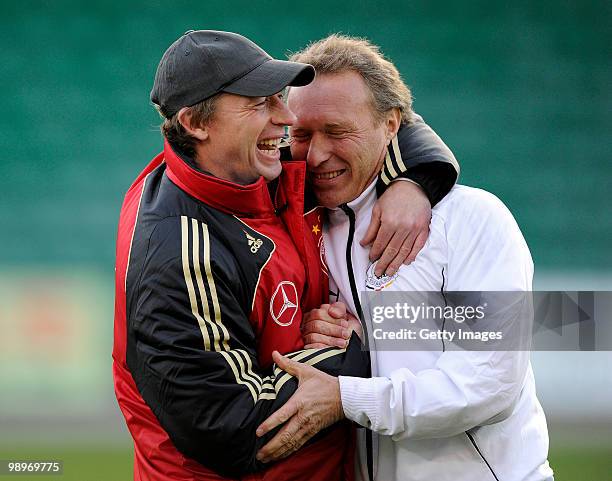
left=255, top=351, right=344, bottom=463
left=302, top=302, right=363, bottom=349
left=362, top=180, right=431, bottom=276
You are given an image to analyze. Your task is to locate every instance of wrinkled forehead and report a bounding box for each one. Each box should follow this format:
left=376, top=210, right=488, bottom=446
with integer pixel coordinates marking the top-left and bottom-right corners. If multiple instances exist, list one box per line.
left=287, top=71, right=375, bottom=126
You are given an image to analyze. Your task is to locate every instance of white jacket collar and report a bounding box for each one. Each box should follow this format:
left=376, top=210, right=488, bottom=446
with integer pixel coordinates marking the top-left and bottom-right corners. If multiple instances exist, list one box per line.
left=328, top=178, right=378, bottom=223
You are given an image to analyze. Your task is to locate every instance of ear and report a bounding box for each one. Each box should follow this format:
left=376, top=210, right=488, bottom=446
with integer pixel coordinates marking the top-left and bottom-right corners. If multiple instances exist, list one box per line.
left=177, top=107, right=209, bottom=141
left=384, top=108, right=402, bottom=143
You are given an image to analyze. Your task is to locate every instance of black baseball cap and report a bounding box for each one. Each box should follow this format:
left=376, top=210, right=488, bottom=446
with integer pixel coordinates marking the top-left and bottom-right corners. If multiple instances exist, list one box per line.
left=151, top=30, right=315, bottom=118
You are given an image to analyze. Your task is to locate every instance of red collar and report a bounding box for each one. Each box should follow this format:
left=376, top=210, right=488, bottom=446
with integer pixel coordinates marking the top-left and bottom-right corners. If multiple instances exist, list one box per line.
left=163, top=139, right=305, bottom=217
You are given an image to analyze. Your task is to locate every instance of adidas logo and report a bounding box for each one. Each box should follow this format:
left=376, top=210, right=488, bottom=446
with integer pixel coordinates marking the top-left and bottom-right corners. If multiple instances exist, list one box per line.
left=244, top=230, right=263, bottom=254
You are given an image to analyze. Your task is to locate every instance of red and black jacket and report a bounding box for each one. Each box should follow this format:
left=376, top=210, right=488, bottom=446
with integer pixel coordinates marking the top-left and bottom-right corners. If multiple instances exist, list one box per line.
left=113, top=117, right=459, bottom=480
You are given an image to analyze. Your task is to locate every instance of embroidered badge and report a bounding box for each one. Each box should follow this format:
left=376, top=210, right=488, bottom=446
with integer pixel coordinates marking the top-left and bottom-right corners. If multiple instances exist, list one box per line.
left=365, top=263, right=398, bottom=291
left=270, top=281, right=299, bottom=326
left=244, top=230, right=263, bottom=254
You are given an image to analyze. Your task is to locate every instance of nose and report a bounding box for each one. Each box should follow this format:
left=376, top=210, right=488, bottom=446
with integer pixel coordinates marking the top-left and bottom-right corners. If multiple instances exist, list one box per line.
left=271, top=97, right=297, bottom=127
left=306, top=133, right=330, bottom=169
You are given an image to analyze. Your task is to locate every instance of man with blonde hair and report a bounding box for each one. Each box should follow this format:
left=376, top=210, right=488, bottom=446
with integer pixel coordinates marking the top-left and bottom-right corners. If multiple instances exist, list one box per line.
left=256, top=35, right=553, bottom=481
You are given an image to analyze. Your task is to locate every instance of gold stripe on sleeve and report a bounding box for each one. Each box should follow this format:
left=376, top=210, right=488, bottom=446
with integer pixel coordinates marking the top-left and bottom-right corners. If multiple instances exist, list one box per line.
left=219, top=351, right=258, bottom=402
left=274, top=348, right=346, bottom=393
left=191, top=218, right=223, bottom=351
left=384, top=150, right=398, bottom=179
left=201, top=222, right=231, bottom=350
left=380, top=170, right=391, bottom=185
left=181, top=216, right=211, bottom=350
left=391, top=135, right=407, bottom=173
left=181, top=217, right=273, bottom=404
left=233, top=349, right=263, bottom=390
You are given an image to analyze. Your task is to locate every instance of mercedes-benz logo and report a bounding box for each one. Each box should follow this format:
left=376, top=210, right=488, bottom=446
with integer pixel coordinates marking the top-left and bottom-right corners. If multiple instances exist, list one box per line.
left=270, top=281, right=299, bottom=327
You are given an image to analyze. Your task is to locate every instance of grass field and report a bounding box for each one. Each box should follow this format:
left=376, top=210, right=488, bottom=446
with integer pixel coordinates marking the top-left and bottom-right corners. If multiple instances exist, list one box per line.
left=548, top=446, right=612, bottom=481
left=1, top=444, right=611, bottom=480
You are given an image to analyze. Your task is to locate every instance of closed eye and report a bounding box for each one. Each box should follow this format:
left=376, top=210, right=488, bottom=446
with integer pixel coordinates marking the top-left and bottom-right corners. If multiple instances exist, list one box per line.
left=326, top=130, right=350, bottom=137
left=257, top=93, right=284, bottom=107
left=290, top=133, right=310, bottom=142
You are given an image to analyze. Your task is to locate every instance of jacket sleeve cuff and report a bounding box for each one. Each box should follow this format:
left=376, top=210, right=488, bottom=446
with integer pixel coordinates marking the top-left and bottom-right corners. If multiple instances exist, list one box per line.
left=339, top=375, right=383, bottom=429
left=390, top=177, right=421, bottom=187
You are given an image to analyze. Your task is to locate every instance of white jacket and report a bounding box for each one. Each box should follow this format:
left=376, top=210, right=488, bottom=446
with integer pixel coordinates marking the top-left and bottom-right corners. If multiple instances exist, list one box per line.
left=324, top=182, right=553, bottom=481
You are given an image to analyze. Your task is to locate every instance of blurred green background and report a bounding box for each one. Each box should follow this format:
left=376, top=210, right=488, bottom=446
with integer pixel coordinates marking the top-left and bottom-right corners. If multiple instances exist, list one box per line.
left=1, top=0, right=610, bottom=480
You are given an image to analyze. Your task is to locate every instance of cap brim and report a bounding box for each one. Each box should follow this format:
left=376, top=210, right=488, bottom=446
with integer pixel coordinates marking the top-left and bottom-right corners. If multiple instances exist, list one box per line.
left=222, top=59, right=315, bottom=97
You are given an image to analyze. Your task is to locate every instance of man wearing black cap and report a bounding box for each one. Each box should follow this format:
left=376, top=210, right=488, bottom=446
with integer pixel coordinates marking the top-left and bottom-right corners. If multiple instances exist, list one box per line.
left=113, top=30, right=458, bottom=481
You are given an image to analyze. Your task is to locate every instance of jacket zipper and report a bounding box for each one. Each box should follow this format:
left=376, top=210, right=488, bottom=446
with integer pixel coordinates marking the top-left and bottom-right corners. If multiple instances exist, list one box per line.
left=466, top=431, right=500, bottom=481
left=340, top=204, right=369, bottom=346
left=340, top=203, right=374, bottom=481
left=341, top=205, right=499, bottom=481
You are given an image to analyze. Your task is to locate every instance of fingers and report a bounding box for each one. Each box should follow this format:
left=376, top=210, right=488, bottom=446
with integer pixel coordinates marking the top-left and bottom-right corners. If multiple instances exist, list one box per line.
left=327, top=301, right=347, bottom=319
left=302, top=306, right=325, bottom=324
left=272, top=351, right=303, bottom=378
left=302, top=319, right=348, bottom=339
left=256, top=427, right=293, bottom=462
left=303, top=332, right=347, bottom=349
left=345, top=313, right=363, bottom=340
left=257, top=413, right=314, bottom=463
left=304, top=342, right=330, bottom=349
left=368, top=180, right=432, bottom=273
left=373, top=231, right=404, bottom=277
left=259, top=354, right=323, bottom=437
left=257, top=369, right=344, bottom=463
left=360, top=204, right=381, bottom=247
left=303, top=306, right=346, bottom=327
left=273, top=351, right=320, bottom=382
left=302, top=308, right=351, bottom=348
left=382, top=229, right=417, bottom=276
left=301, top=304, right=349, bottom=349
left=256, top=394, right=299, bottom=438
left=372, top=224, right=429, bottom=276
left=404, top=230, right=428, bottom=265
left=368, top=216, right=394, bottom=262
left=384, top=226, right=429, bottom=275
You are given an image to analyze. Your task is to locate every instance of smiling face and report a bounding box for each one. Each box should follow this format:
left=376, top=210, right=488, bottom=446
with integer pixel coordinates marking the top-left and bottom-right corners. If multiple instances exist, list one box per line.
left=288, top=71, right=396, bottom=208
left=195, top=92, right=295, bottom=184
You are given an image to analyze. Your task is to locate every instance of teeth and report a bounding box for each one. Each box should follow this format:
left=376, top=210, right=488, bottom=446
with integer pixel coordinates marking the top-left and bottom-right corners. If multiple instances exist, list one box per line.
left=314, top=170, right=343, bottom=180
left=257, top=138, right=281, bottom=147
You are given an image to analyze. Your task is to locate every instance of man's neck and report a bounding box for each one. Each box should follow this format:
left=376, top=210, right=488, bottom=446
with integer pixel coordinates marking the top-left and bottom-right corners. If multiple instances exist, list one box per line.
left=192, top=145, right=259, bottom=185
